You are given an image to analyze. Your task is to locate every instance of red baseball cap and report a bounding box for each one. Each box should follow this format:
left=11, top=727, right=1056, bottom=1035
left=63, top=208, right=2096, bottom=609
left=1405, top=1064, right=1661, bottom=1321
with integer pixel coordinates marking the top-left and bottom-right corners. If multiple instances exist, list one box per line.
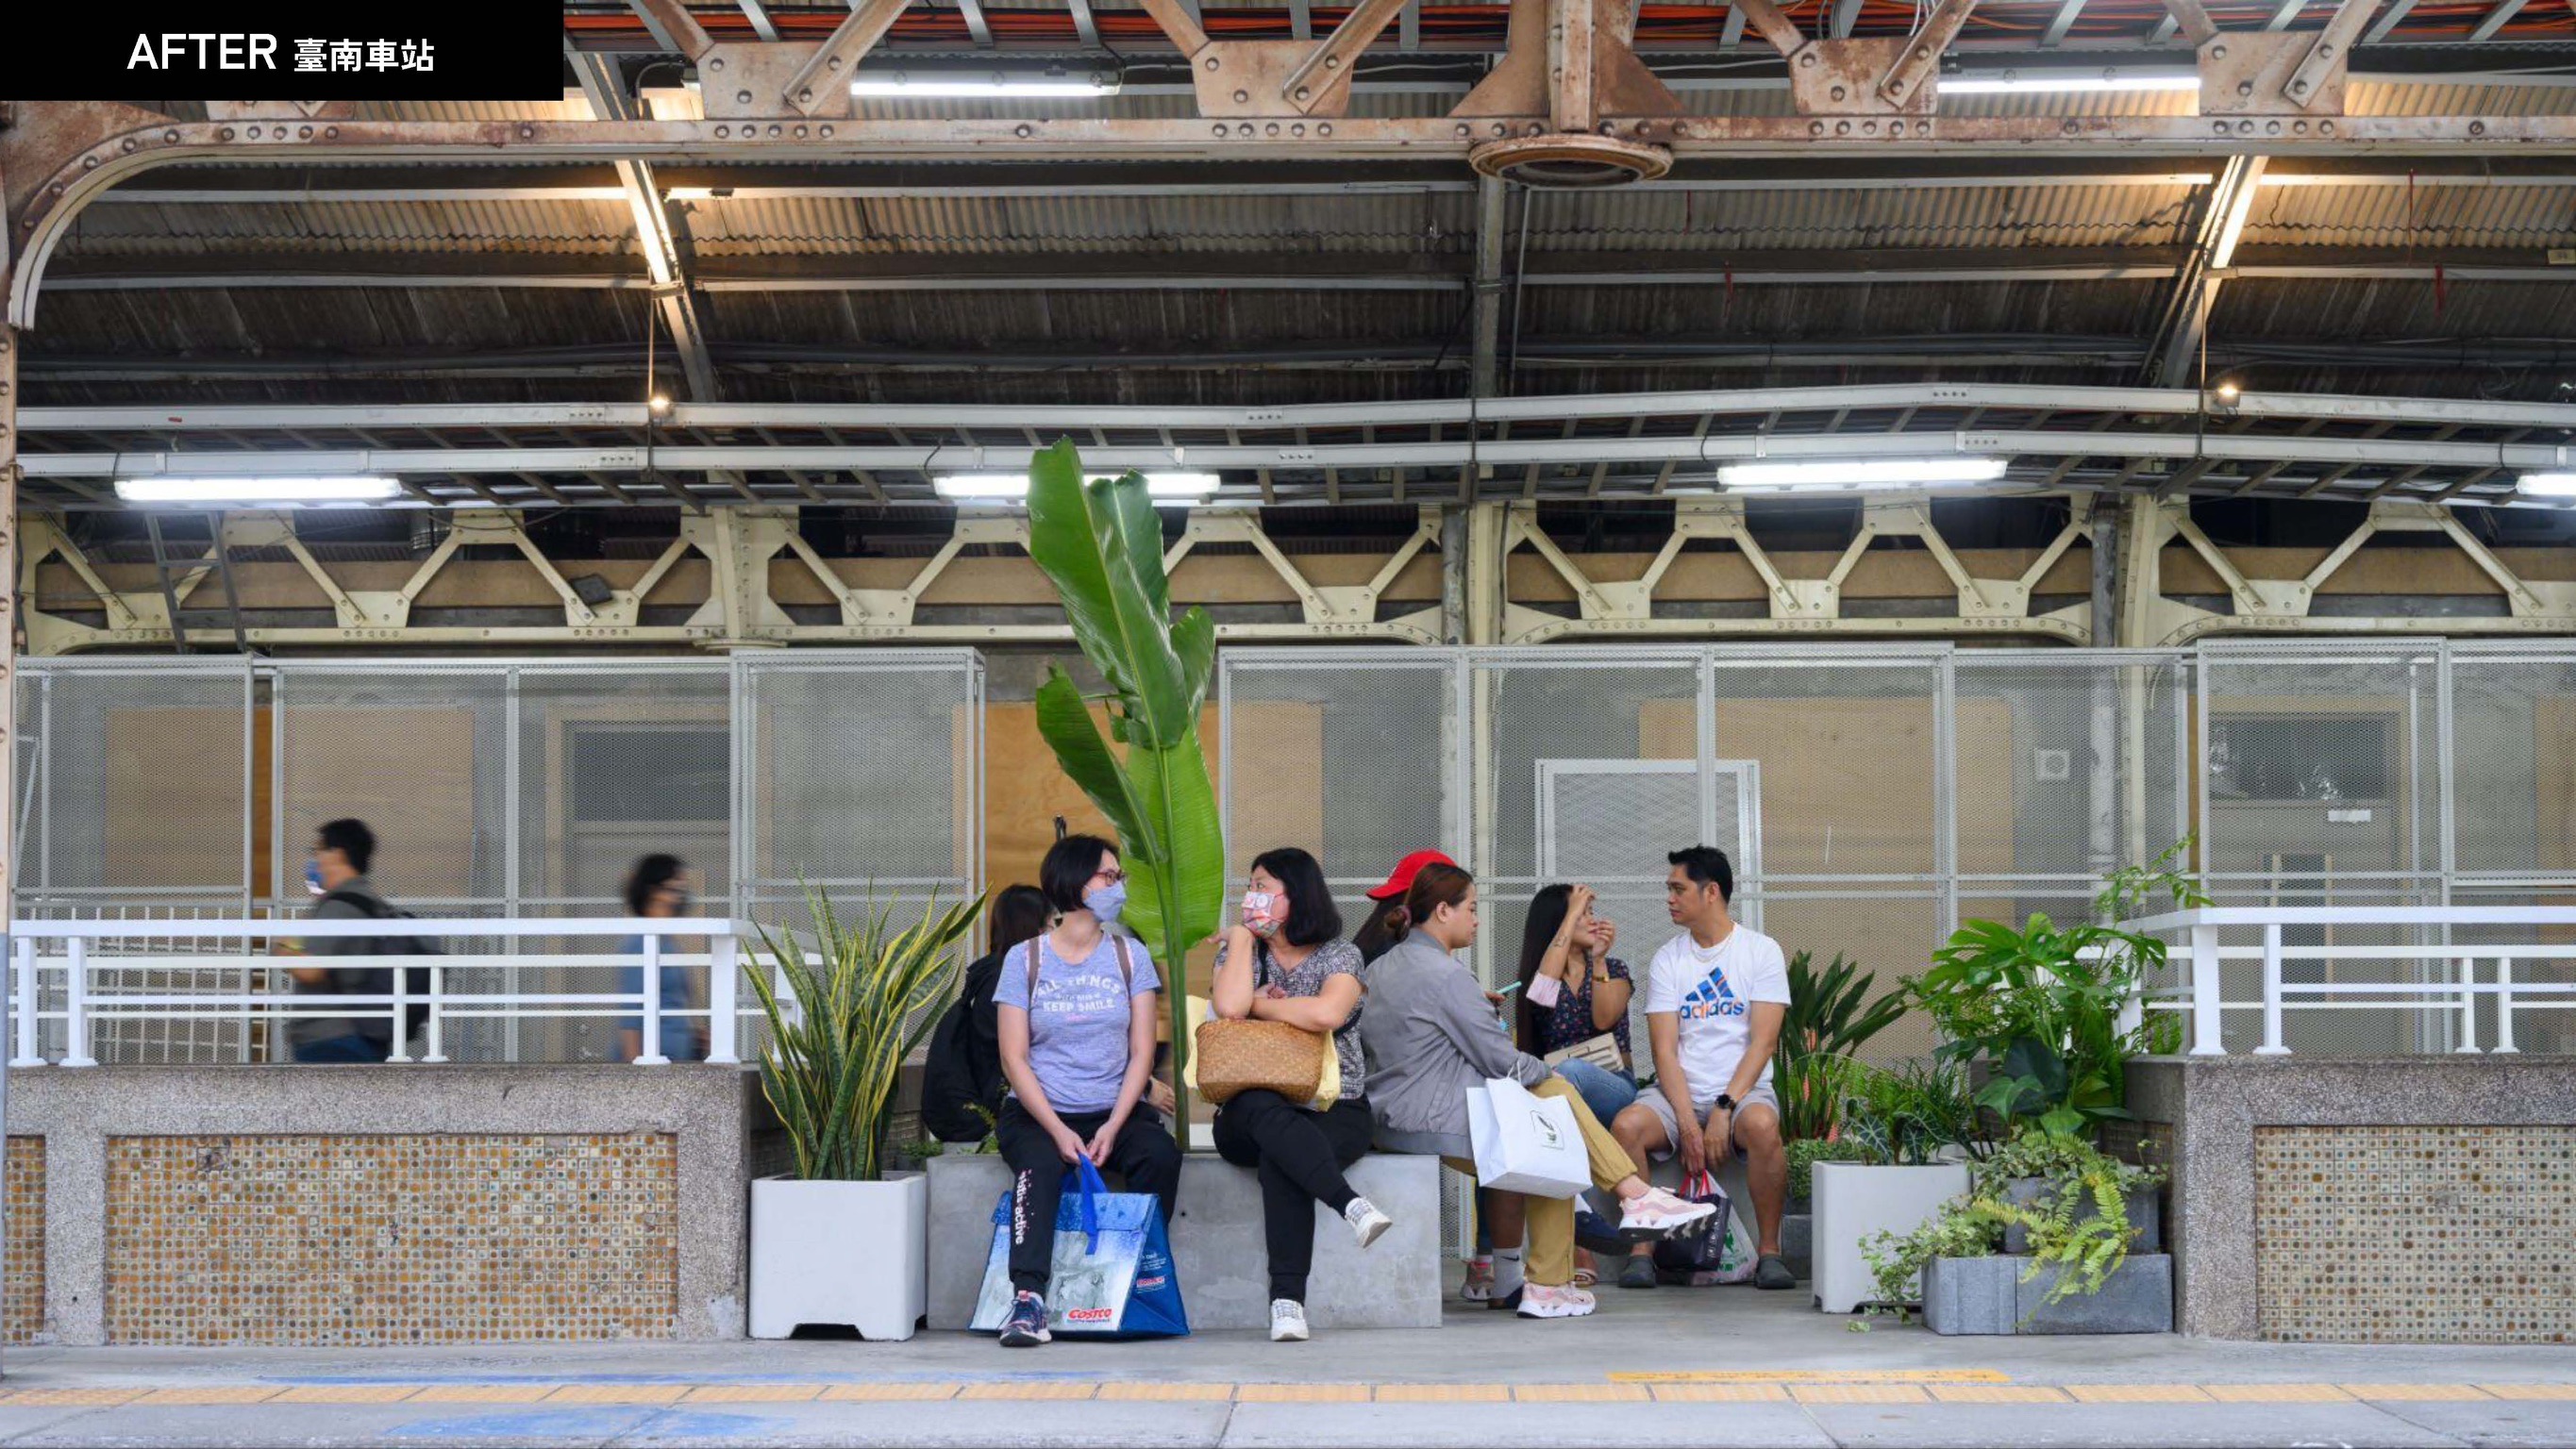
left=1367, top=849, right=1458, bottom=900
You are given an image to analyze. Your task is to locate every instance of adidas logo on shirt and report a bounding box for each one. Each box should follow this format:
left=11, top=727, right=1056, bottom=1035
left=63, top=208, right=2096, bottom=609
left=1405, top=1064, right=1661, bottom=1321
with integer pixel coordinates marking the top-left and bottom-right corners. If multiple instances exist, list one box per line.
left=1679, top=968, right=1747, bottom=1021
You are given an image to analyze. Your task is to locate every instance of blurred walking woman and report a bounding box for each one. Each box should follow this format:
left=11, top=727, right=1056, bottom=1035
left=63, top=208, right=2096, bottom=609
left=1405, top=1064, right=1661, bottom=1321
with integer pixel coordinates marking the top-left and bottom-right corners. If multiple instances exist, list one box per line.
left=1211, top=846, right=1393, bottom=1344
left=991, top=833, right=1183, bottom=1349
left=617, top=854, right=704, bottom=1063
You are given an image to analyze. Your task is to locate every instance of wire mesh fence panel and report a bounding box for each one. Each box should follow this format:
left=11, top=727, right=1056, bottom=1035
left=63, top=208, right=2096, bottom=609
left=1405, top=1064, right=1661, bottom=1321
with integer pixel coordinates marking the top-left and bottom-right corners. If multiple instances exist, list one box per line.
left=1952, top=653, right=2197, bottom=890
left=1222, top=651, right=1463, bottom=900
left=276, top=667, right=510, bottom=908
left=2448, top=652, right=2576, bottom=879
left=741, top=657, right=979, bottom=903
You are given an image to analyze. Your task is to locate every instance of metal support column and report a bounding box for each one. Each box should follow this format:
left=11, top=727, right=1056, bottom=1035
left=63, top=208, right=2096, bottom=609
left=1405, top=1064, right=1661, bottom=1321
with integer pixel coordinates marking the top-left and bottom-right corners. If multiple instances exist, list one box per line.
left=0, top=322, right=18, bottom=1379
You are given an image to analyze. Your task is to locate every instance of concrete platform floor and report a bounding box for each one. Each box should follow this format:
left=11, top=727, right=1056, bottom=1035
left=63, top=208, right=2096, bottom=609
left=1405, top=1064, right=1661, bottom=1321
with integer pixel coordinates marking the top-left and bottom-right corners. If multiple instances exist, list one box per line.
left=2, top=1288, right=2573, bottom=1447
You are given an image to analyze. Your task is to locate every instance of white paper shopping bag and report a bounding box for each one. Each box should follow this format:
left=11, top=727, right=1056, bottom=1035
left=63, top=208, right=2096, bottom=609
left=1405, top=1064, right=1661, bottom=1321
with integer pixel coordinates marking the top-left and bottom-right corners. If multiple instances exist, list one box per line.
left=1465, top=1076, right=1591, bottom=1198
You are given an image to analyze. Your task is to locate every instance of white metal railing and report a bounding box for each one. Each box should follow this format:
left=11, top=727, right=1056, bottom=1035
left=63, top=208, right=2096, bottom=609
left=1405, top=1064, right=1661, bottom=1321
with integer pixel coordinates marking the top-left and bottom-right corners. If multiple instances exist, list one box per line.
left=2124, top=907, right=2576, bottom=1057
left=1, top=916, right=801, bottom=1068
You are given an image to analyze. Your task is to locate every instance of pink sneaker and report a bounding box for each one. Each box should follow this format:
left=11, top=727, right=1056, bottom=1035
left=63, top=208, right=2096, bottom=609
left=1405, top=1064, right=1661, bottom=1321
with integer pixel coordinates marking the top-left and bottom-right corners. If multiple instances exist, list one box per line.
left=1618, top=1188, right=1716, bottom=1238
left=1516, top=1282, right=1598, bottom=1320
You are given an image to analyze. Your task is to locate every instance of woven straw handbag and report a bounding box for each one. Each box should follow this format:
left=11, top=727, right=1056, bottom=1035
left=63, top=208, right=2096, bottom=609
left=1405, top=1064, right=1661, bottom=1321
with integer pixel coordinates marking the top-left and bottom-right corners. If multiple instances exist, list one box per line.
left=1193, top=1017, right=1328, bottom=1107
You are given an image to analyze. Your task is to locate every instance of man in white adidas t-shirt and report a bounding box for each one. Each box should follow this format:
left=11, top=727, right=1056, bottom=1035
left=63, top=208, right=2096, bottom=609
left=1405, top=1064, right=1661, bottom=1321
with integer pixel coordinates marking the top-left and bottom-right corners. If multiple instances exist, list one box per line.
left=1607, top=844, right=1797, bottom=1291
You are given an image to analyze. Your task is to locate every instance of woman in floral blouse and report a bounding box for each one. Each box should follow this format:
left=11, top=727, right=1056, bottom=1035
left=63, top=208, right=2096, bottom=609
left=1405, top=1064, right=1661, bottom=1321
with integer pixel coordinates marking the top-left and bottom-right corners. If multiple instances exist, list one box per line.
left=1513, top=883, right=1637, bottom=1133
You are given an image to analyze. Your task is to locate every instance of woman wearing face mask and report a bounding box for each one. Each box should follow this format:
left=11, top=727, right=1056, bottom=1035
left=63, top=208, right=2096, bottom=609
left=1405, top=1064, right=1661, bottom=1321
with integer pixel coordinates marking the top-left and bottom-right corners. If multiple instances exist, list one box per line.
left=1210, top=846, right=1390, bottom=1344
left=1358, top=862, right=1714, bottom=1320
left=617, top=854, right=706, bottom=1064
left=990, top=833, right=1183, bottom=1349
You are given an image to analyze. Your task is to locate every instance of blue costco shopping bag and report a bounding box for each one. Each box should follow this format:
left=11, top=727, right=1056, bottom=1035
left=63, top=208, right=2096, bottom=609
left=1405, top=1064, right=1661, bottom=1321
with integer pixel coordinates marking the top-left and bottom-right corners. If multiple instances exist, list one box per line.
left=968, top=1157, right=1190, bottom=1338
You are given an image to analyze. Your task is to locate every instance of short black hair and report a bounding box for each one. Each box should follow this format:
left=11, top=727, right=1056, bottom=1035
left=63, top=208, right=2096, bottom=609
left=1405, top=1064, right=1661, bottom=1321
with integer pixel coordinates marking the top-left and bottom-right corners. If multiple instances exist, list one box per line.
left=317, top=818, right=376, bottom=877
left=624, top=854, right=688, bottom=916
left=990, top=883, right=1052, bottom=954
left=1249, top=846, right=1342, bottom=948
left=1040, top=833, right=1118, bottom=915
left=1668, top=844, right=1733, bottom=902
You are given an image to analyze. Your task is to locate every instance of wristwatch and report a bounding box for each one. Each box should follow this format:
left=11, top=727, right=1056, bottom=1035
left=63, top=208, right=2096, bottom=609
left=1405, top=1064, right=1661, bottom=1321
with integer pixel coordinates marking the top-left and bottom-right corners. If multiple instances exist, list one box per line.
left=1714, top=1092, right=1737, bottom=1112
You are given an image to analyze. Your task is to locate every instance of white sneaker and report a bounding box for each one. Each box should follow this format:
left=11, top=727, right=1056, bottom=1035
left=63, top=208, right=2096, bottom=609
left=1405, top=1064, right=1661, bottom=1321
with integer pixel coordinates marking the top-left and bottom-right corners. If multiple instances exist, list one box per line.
left=1344, top=1196, right=1394, bottom=1250
left=1618, top=1188, right=1716, bottom=1238
left=1515, top=1283, right=1598, bottom=1320
left=1270, top=1298, right=1311, bottom=1341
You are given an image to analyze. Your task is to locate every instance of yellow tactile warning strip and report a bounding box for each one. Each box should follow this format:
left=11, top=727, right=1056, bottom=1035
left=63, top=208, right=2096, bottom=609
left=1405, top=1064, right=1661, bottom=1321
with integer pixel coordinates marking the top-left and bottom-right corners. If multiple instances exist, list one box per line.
left=1376, top=1384, right=1510, bottom=1403
left=0, top=1376, right=2563, bottom=1410
left=133, top=1387, right=281, bottom=1405
left=544, top=1384, right=692, bottom=1405
left=2065, top=1384, right=2216, bottom=1403
left=1648, top=1384, right=1791, bottom=1403
left=404, top=1386, right=556, bottom=1404
left=1514, top=1384, right=1652, bottom=1402
left=1929, top=1385, right=2072, bottom=1404
left=1789, top=1384, right=1932, bottom=1404
left=958, top=1382, right=1096, bottom=1401
left=269, top=1387, right=423, bottom=1405
left=679, top=1385, right=828, bottom=1404
left=2201, top=1383, right=2354, bottom=1403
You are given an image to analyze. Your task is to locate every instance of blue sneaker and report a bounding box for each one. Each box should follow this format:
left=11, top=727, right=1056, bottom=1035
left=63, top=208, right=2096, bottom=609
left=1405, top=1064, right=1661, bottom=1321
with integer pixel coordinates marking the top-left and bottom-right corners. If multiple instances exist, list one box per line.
left=998, top=1291, right=1050, bottom=1347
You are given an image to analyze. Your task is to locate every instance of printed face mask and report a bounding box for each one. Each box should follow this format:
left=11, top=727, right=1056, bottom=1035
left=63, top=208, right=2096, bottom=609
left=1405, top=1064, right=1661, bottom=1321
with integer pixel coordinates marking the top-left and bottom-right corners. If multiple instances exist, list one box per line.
left=1241, top=890, right=1284, bottom=939
left=1083, top=880, right=1128, bottom=925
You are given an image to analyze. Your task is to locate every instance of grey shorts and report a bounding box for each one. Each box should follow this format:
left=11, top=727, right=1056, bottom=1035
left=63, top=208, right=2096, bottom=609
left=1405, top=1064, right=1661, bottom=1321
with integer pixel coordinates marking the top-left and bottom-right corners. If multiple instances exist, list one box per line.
left=1630, top=1079, right=1781, bottom=1161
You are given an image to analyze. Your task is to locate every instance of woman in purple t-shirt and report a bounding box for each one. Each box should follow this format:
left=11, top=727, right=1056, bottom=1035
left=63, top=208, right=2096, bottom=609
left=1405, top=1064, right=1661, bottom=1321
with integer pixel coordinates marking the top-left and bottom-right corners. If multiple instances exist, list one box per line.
left=989, top=833, right=1183, bottom=1349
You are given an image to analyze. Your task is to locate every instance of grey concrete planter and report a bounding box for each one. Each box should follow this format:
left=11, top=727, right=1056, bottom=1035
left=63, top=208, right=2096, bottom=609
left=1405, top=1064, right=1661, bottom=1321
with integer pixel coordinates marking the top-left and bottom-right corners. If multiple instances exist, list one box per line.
left=2001, top=1180, right=2162, bottom=1255
left=1923, top=1253, right=2173, bottom=1336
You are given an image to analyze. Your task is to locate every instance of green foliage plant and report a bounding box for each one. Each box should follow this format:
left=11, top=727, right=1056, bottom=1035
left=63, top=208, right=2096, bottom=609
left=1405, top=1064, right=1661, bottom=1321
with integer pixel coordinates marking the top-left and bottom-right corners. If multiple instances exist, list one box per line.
left=1905, top=838, right=2209, bottom=1141
left=1788, top=1136, right=1876, bottom=1208
left=1835, top=1056, right=1983, bottom=1167
left=1860, top=1125, right=2166, bottom=1324
left=1773, top=950, right=1908, bottom=1140
left=748, top=886, right=988, bottom=1182
left=1022, top=440, right=1226, bottom=1126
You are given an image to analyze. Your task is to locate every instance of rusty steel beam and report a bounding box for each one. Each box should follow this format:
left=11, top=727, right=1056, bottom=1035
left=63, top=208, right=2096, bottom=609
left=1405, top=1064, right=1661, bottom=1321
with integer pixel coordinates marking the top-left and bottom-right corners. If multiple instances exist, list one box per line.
left=2162, top=0, right=2218, bottom=44
left=1725, top=0, right=1809, bottom=57
left=1878, top=0, right=1981, bottom=108
left=2285, top=0, right=2380, bottom=110
left=782, top=0, right=918, bottom=115
left=627, top=0, right=719, bottom=58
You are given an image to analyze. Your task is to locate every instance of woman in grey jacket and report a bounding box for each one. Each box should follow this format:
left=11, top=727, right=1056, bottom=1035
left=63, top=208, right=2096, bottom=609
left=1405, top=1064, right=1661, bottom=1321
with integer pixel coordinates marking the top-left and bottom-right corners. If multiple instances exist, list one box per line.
left=1358, top=862, right=1715, bottom=1319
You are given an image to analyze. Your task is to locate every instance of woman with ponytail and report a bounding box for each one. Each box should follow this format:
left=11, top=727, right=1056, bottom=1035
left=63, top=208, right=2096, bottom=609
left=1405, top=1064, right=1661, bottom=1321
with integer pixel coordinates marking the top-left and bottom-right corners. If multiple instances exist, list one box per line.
left=1357, top=862, right=1715, bottom=1320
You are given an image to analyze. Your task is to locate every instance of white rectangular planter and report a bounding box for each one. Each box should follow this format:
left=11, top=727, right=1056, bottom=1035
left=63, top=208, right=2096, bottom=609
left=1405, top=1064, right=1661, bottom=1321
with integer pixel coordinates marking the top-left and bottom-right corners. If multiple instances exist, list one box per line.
left=750, top=1173, right=928, bottom=1341
left=1809, top=1161, right=1970, bottom=1313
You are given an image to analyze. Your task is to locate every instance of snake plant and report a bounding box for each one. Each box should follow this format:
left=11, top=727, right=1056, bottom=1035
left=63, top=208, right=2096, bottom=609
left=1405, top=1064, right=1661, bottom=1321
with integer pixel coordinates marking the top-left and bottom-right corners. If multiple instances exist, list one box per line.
left=1024, top=439, right=1226, bottom=1129
left=748, top=885, right=987, bottom=1181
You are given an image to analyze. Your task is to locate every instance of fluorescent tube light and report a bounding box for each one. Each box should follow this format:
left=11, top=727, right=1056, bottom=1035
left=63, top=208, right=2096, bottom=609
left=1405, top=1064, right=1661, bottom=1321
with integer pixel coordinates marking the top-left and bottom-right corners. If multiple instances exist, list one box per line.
left=1716, top=458, right=2009, bottom=491
left=1938, top=73, right=2198, bottom=94
left=852, top=77, right=1116, bottom=98
left=2517, top=472, right=2576, bottom=498
left=934, top=472, right=1223, bottom=501
left=114, top=475, right=402, bottom=504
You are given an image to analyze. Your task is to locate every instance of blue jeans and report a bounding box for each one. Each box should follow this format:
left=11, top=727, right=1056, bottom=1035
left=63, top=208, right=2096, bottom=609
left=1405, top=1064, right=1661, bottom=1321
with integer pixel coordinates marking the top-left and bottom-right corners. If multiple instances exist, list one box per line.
left=1552, top=1057, right=1639, bottom=1128
left=293, top=1033, right=389, bottom=1063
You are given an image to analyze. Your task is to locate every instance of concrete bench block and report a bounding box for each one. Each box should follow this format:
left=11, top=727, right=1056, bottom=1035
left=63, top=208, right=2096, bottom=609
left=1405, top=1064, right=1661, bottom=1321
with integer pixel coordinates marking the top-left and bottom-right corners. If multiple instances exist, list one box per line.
left=924, top=1152, right=1444, bottom=1331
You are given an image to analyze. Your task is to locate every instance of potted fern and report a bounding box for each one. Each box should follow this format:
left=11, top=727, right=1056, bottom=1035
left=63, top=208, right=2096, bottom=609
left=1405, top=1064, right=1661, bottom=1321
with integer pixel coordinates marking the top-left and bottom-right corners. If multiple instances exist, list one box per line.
left=745, top=887, right=985, bottom=1341
left=1810, top=1058, right=1981, bottom=1313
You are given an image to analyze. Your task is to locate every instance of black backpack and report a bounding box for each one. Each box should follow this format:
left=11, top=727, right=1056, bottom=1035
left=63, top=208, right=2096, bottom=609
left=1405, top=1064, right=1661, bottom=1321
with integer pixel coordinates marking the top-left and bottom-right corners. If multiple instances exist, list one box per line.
left=319, top=888, right=442, bottom=1040
left=921, top=948, right=1009, bottom=1143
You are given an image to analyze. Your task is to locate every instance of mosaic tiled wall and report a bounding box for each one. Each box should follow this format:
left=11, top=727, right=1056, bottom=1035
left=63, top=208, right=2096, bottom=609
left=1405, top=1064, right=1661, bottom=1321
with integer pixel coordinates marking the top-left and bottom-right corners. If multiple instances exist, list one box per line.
left=2254, top=1124, right=2576, bottom=1344
left=7, top=1138, right=43, bottom=1344
left=105, top=1134, right=678, bottom=1345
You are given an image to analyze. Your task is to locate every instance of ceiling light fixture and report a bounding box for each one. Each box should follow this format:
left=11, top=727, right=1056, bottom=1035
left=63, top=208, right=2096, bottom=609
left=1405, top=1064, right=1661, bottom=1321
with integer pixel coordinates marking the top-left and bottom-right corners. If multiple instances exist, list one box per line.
left=2517, top=472, right=2576, bottom=498
left=934, top=472, right=1223, bottom=501
left=1716, top=458, right=2009, bottom=491
left=115, top=475, right=403, bottom=505
left=1937, top=72, right=2198, bottom=95
left=852, top=71, right=1117, bottom=99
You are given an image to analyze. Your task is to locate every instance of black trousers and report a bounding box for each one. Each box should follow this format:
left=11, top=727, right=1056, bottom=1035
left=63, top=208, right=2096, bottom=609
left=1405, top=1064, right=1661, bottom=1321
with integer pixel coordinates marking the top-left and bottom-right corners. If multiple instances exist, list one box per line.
left=995, top=1098, right=1184, bottom=1295
left=1211, top=1091, right=1375, bottom=1303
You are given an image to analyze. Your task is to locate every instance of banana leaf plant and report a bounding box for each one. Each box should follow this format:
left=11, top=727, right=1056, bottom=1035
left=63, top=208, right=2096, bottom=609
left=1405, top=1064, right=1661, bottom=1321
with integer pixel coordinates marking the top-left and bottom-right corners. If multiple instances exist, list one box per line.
left=1023, top=439, right=1226, bottom=1131
left=747, top=885, right=988, bottom=1181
